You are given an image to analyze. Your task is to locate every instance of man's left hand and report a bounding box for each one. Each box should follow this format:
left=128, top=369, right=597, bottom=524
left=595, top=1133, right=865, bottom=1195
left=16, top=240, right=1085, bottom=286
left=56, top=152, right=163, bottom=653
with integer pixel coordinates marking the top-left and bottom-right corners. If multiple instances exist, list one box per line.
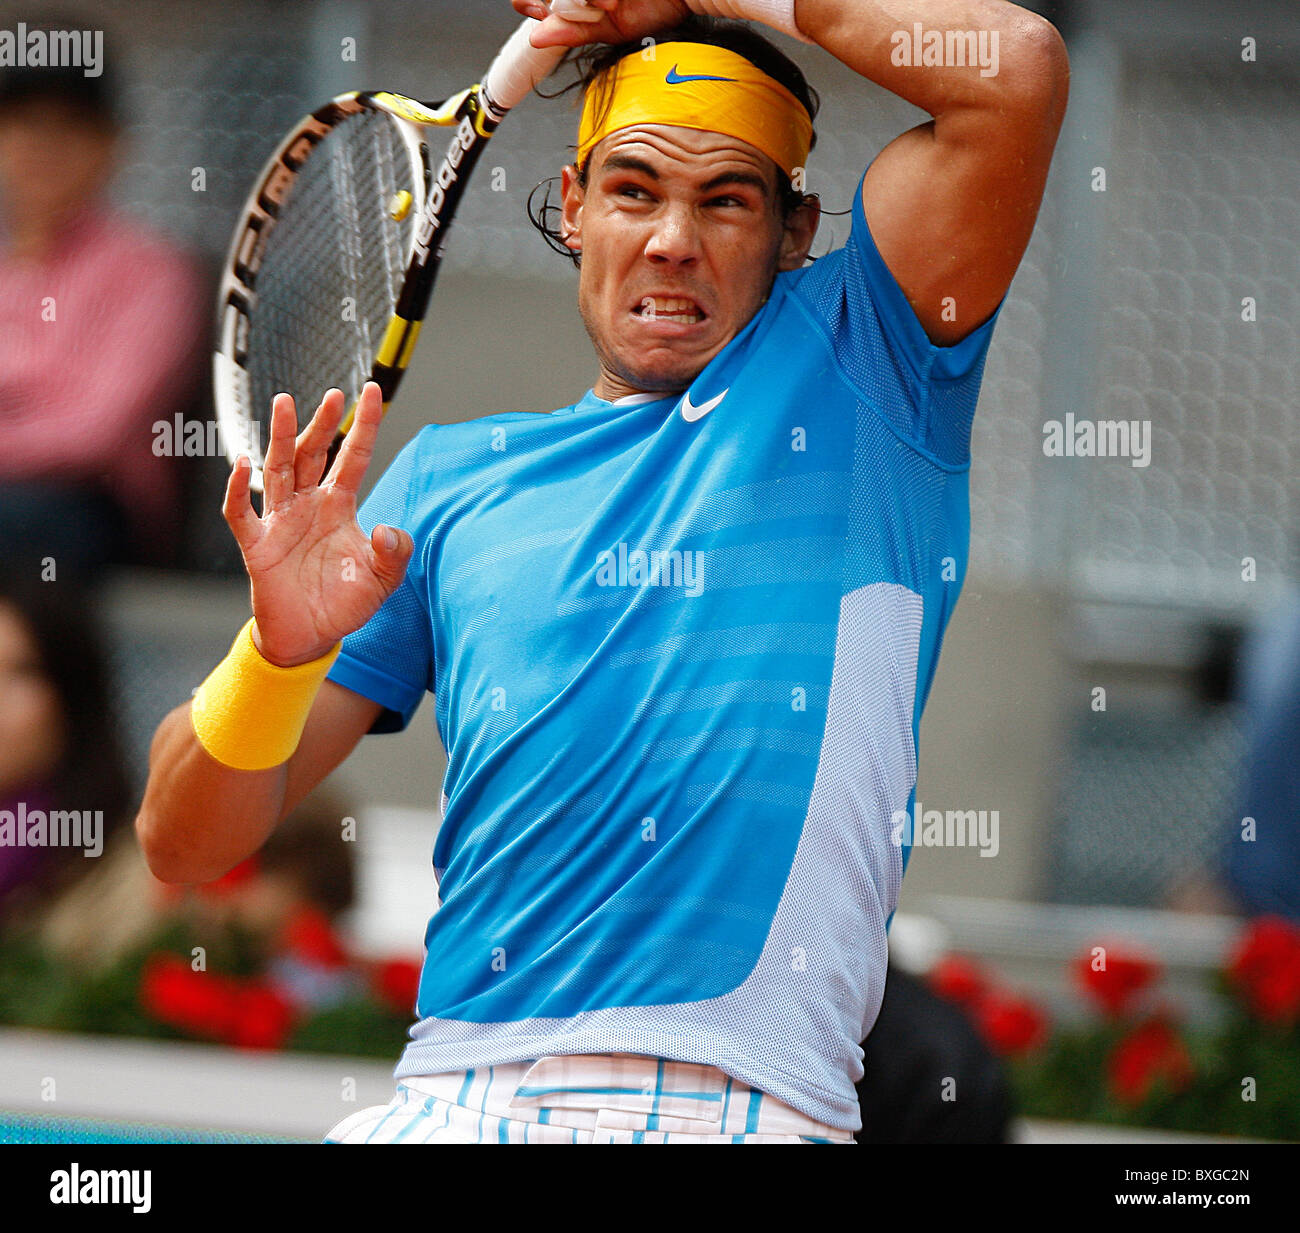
left=512, top=0, right=692, bottom=48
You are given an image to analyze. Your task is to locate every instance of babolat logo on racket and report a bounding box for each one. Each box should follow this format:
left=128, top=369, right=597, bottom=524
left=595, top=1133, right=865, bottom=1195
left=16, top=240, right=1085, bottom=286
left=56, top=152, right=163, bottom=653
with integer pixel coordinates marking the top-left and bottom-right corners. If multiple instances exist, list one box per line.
left=371, top=92, right=455, bottom=126
left=413, top=113, right=480, bottom=265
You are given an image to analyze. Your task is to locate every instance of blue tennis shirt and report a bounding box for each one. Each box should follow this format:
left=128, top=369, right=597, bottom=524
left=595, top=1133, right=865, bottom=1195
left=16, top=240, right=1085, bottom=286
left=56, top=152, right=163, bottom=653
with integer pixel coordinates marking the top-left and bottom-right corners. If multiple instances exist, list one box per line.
left=327, top=179, right=1002, bottom=1130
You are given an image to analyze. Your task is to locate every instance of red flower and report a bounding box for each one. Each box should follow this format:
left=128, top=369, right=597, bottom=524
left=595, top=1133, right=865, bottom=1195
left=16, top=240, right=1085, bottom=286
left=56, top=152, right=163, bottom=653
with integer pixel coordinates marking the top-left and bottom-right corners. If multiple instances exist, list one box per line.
left=372, top=958, right=422, bottom=1014
left=1228, top=917, right=1300, bottom=1026
left=1107, top=1019, right=1193, bottom=1105
left=139, top=953, right=297, bottom=1050
left=929, top=955, right=989, bottom=1009
left=1075, top=943, right=1160, bottom=1016
left=1249, top=965, right=1300, bottom=1026
left=140, top=954, right=239, bottom=1039
left=976, top=993, right=1049, bottom=1056
left=229, top=985, right=297, bottom=1050
left=279, top=906, right=350, bottom=968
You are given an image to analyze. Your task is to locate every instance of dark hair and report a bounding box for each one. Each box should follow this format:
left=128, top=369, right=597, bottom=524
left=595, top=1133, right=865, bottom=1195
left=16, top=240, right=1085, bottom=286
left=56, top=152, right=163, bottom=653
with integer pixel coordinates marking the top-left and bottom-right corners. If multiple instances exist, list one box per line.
left=258, top=788, right=357, bottom=918
left=0, top=562, right=132, bottom=901
left=0, top=18, right=119, bottom=130
left=528, top=16, right=819, bottom=266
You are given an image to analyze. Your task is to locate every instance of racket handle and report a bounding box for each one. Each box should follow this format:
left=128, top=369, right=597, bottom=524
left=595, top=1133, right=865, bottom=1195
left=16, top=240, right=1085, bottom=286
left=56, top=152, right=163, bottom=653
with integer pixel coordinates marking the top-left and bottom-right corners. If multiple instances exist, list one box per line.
left=482, top=9, right=593, bottom=115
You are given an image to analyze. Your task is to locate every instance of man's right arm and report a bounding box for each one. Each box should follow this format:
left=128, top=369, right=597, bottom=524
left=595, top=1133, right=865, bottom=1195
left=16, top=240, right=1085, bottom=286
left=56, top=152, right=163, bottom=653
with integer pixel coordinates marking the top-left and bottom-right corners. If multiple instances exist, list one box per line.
left=135, top=381, right=414, bottom=884
left=136, top=681, right=382, bottom=884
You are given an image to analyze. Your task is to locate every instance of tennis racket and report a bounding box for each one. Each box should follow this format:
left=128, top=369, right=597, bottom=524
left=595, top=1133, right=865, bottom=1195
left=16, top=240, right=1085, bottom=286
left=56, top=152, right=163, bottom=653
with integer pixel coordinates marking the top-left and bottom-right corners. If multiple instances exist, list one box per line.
left=213, top=6, right=595, bottom=492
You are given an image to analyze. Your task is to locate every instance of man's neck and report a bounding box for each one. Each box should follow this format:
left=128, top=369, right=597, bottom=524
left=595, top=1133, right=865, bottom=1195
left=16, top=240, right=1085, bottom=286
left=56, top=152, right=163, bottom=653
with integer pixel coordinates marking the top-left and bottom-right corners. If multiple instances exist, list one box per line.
left=593, top=374, right=687, bottom=403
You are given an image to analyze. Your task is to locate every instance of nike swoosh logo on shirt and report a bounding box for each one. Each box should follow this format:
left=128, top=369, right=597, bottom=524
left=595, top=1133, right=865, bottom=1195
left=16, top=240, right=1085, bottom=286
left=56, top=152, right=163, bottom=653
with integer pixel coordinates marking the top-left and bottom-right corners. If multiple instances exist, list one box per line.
left=666, top=65, right=737, bottom=85
left=681, top=388, right=729, bottom=422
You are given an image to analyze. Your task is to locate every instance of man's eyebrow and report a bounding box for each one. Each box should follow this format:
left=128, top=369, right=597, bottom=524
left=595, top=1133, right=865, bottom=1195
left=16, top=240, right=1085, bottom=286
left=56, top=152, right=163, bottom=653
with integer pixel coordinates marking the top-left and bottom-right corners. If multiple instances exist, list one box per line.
left=596, top=154, right=773, bottom=196
left=599, top=154, right=660, bottom=179
left=699, top=169, right=771, bottom=195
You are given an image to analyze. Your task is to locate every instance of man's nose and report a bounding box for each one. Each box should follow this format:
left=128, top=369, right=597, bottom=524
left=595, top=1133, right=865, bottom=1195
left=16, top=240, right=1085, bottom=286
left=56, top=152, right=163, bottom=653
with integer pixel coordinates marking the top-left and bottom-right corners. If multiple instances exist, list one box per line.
left=644, top=203, right=701, bottom=264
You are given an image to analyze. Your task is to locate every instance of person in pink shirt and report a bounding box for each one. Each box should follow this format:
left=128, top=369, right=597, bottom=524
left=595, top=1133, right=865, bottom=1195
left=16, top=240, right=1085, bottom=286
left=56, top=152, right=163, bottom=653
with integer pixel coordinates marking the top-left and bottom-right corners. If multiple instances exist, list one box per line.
left=0, top=51, right=206, bottom=575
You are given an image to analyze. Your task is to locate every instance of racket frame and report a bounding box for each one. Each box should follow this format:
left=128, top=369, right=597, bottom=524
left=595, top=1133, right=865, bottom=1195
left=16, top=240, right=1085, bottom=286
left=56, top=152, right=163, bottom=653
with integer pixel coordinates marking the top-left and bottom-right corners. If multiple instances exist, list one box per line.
left=214, top=92, right=434, bottom=486
left=214, top=18, right=572, bottom=492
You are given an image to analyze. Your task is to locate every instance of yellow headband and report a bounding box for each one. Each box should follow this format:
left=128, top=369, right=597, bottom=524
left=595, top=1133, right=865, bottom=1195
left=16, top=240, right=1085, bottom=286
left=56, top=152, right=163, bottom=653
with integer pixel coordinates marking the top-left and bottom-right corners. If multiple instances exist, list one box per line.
left=576, top=43, right=813, bottom=181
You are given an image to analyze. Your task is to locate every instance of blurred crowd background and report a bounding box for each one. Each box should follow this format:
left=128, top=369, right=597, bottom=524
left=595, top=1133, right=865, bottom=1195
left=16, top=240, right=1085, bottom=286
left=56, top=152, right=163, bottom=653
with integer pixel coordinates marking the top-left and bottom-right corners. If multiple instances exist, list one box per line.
left=0, top=0, right=1296, bottom=1142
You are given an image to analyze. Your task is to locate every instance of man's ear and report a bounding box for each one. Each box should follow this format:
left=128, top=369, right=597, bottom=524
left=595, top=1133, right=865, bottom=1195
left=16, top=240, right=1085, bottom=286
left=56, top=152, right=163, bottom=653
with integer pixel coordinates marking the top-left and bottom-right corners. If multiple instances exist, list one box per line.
left=560, top=163, right=584, bottom=255
left=777, top=194, right=821, bottom=271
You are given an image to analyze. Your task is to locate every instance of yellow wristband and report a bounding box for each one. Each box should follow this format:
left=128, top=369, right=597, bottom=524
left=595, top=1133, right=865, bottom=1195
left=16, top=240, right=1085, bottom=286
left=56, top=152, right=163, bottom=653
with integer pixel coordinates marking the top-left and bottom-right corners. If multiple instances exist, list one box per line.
left=190, top=619, right=341, bottom=771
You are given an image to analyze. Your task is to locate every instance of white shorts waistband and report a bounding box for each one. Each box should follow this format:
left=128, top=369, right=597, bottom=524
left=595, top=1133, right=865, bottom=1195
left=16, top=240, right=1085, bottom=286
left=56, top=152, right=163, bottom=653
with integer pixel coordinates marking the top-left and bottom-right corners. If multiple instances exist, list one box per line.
left=401, top=1053, right=853, bottom=1140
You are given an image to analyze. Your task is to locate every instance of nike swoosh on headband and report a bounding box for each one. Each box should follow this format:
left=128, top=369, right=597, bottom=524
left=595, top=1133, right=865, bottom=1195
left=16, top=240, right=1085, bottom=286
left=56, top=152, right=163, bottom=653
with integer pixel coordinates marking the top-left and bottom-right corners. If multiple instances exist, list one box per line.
left=666, top=65, right=737, bottom=85
left=681, top=388, right=729, bottom=422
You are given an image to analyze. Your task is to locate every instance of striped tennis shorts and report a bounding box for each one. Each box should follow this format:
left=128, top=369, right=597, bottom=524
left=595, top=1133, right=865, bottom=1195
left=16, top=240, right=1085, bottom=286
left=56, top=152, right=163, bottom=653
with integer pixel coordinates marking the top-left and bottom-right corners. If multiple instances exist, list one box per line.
left=324, top=1054, right=855, bottom=1143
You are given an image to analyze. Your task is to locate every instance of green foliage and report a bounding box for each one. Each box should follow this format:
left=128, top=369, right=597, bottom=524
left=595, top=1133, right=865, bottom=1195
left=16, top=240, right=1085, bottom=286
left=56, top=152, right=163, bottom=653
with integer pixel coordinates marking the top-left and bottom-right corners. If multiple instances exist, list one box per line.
left=0, top=919, right=405, bottom=1054
left=287, top=998, right=412, bottom=1058
left=1010, top=1012, right=1300, bottom=1140
left=4, top=915, right=1296, bottom=1141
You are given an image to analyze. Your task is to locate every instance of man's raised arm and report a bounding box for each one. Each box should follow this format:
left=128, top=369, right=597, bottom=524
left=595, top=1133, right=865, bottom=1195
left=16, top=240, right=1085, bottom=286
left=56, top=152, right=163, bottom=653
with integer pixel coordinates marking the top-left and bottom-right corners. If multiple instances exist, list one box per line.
left=795, top=0, right=1069, bottom=344
left=516, top=0, right=1067, bottom=345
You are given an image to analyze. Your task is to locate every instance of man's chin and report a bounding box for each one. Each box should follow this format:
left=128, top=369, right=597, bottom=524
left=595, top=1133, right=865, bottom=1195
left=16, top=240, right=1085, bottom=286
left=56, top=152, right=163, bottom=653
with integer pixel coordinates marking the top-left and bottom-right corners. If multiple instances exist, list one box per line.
left=608, top=353, right=713, bottom=397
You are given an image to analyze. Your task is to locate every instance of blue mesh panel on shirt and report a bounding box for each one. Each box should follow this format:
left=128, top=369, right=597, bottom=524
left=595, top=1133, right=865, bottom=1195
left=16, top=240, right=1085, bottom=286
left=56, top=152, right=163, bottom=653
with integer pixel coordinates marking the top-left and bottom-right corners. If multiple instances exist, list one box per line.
left=786, top=174, right=999, bottom=467
left=789, top=239, right=925, bottom=442
left=923, top=367, right=991, bottom=463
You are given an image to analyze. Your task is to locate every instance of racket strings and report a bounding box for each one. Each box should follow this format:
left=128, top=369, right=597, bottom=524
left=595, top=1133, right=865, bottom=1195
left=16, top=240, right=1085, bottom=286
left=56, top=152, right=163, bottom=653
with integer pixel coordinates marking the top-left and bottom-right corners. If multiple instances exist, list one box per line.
left=244, top=109, right=419, bottom=439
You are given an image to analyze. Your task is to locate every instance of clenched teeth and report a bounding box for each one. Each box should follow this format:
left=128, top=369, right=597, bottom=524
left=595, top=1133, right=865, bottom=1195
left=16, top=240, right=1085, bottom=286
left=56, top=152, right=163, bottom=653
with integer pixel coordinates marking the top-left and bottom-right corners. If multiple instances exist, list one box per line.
left=639, top=296, right=703, bottom=323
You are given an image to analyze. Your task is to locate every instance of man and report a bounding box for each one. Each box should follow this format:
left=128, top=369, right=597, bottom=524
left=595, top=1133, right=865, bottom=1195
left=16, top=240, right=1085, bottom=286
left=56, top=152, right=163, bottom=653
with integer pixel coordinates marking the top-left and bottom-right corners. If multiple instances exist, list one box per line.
left=0, top=47, right=205, bottom=573
left=138, top=0, right=1067, bottom=1142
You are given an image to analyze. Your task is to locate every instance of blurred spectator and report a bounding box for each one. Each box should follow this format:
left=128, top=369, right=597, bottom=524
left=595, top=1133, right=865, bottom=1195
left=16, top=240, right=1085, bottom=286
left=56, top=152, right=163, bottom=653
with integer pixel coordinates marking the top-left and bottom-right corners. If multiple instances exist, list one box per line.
left=36, top=785, right=358, bottom=980
left=0, top=560, right=131, bottom=925
left=34, top=785, right=366, bottom=1051
left=856, top=961, right=1015, bottom=1143
left=0, top=27, right=206, bottom=577
left=1221, top=586, right=1300, bottom=921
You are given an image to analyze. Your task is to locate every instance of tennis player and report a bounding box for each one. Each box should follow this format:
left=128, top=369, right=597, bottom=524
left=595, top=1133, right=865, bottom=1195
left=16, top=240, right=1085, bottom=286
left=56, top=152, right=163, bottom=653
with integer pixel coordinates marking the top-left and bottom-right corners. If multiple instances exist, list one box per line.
left=137, top=0, right=1067, bottom=1143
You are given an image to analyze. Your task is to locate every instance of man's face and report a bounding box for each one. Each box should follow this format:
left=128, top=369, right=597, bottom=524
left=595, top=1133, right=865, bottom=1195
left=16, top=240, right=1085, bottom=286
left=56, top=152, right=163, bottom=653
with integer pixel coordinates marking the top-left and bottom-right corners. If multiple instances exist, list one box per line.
left=0, top=601, right=63, bottom=798
left=0, top=99, right=115, bottom=231
left=560, top=124, right=817, bottom=400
